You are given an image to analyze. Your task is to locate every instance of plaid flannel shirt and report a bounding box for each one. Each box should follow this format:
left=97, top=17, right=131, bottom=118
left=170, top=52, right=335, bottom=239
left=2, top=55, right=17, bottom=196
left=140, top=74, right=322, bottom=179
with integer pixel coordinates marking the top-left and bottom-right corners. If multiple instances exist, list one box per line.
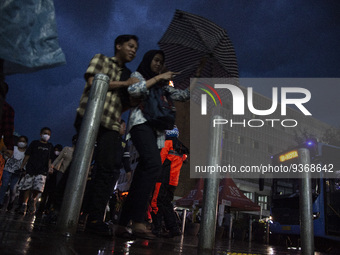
left=77, top=54, right=124, bottom=132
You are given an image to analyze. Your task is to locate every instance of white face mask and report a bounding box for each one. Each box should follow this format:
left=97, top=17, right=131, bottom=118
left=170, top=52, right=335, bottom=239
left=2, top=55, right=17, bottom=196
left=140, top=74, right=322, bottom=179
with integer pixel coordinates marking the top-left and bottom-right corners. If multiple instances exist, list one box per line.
left=17, top=142, right=27, bottom=148
left=55, top=151, right=60, bottom=156
left=41, top=134, right=50, bottom=142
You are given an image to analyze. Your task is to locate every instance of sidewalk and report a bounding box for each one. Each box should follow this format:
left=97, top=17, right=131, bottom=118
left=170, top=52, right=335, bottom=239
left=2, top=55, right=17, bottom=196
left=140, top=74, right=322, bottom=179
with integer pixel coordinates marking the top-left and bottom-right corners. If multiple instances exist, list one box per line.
left=0, top=210, right=338, bottom=255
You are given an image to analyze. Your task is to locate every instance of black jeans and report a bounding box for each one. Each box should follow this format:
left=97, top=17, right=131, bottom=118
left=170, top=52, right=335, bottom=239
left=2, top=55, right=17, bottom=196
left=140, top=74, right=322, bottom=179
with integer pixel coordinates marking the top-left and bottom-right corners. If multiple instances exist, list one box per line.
left=119, top=123, right=162, bottom=225
left=85, top=126, right=123, bottom=221
left=157, top=184, right=178, bottom=231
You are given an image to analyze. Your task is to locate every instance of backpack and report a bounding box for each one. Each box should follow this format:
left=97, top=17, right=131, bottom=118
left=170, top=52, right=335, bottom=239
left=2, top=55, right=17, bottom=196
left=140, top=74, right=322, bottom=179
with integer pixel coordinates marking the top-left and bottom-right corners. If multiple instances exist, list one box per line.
left=140, top=85, right=176, bottom=130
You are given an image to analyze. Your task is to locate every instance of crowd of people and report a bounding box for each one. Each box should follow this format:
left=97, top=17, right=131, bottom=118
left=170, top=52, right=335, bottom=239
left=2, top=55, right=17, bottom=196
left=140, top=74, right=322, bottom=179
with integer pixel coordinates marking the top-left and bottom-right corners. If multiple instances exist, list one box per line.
left=0, top=34, right=198, bottom=240
left=0, top=127, right=75, bottom=215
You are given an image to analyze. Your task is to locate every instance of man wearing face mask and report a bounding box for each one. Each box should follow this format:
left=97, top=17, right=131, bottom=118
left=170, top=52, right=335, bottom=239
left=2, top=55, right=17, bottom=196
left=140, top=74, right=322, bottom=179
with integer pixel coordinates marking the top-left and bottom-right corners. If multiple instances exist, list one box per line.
left=17, top=127, right=54, bottom=215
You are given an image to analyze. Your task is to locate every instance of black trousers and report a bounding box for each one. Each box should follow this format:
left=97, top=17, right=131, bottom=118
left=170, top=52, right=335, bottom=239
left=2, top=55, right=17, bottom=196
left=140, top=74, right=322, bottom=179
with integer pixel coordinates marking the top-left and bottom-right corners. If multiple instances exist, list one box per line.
left=119, top=123, right=162, bottom=225
left=85, top=126, right=123, bottom=221
left=156, top=183, right=178, bottom=231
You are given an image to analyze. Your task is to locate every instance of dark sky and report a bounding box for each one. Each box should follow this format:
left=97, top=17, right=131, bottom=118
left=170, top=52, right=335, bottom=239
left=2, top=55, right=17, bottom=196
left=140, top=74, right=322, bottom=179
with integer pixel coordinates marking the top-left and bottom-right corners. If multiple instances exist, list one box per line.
left=5, top=0, right=340, bottom=146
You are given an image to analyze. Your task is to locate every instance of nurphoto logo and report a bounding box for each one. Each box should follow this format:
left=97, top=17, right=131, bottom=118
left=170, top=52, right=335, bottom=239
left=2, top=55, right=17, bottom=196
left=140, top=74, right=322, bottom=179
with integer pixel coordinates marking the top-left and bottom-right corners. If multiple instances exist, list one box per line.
left=199, top=83, right=312, bottom=128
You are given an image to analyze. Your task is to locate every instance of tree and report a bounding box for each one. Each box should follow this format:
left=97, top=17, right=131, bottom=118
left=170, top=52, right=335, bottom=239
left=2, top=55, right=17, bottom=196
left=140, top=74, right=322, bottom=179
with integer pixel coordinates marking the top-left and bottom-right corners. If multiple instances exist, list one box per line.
left=322, top=127, right=340, bottom=147
left=293, top=128, right=317, bottom=146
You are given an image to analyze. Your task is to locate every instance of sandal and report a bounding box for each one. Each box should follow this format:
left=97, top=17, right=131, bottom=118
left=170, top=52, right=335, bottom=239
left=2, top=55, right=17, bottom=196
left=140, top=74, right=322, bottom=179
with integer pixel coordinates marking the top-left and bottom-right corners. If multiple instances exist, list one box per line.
left=131, top=222, right=157, bottom=240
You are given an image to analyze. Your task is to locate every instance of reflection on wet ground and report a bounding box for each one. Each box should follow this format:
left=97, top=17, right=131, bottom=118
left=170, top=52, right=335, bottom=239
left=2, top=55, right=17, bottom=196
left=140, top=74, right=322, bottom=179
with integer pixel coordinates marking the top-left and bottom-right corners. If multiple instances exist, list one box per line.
left=0, top=211, right=339, bottom=255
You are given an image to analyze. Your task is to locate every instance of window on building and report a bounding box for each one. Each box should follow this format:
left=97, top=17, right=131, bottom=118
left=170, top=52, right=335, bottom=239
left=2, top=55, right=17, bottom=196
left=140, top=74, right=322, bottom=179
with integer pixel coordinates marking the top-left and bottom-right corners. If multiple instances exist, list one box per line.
left=237, top=136, right=244, bottom=144
left=243, top=192, right=253, bottom=201
left=258, top=195, right=268, bottom=210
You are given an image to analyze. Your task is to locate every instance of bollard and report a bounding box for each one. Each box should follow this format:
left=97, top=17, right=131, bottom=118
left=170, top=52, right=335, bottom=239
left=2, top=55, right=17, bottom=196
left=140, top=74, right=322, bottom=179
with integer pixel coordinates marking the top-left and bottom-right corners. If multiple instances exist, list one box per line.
left=57, top=74, right=109, bottom=235
left=249, top=216, right=252, bottom=243
left=298, top=148, right=314, bottom=255
left=198, top=114, right=223, bottom=251
left=181, top=209, right=187, bottom=235
left=199, top=178, right=219, bottom=250
left=229, top=215, right=233, bottom=240
left=266, top=221, right=270, bottom=244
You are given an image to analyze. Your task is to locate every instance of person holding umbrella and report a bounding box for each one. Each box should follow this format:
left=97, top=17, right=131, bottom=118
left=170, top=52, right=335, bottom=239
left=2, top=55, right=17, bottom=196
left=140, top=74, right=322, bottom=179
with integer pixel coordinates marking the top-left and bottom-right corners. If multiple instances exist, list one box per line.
left=115, top=50, right=189, bottom=239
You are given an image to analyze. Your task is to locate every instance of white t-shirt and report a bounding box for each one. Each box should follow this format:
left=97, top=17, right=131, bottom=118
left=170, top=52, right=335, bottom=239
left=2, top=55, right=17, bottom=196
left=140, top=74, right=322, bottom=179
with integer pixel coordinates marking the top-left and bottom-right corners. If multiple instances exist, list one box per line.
left=4, top=146, right=25, bottom=173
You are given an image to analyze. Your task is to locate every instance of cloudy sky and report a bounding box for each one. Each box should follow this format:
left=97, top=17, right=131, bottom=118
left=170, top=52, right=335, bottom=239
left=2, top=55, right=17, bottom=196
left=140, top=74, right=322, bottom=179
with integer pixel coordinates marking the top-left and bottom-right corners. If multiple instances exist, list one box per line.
left=4, top=0, right=340, bottom=146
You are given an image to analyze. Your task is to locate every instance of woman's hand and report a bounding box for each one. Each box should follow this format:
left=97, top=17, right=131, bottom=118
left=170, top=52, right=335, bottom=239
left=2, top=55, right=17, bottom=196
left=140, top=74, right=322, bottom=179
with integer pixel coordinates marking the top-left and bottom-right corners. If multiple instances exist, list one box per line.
left=146, top=71, right=180, bottom=88
left=157, top=71, right=180, bottom=81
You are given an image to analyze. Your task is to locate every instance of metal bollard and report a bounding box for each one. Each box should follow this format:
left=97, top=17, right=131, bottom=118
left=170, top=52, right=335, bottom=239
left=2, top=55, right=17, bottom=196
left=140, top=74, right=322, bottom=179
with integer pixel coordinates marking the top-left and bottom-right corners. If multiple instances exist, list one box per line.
left=266, top=221, right=270, bottom=244
left=198, top=114, right=223, bottom=251
left=181, top=209, right=187, bottom=235
left=57, top=74, right=109, bottom=235
left=249, top=216, right=252, bottom=243
left=298, top=148, right=314, bottom=255
left=229, top=215, right=233, bottom=240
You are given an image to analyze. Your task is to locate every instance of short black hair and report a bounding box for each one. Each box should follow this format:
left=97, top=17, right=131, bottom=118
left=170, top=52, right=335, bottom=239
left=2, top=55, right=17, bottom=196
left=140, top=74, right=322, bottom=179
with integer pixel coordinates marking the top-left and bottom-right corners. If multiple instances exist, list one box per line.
left=54, top=144, right=63, bottom=151
left=18, top=135, right=28, bottom=143
left=114, top=34, right=138, bottom=54
left=40, top=127, right=51, bottom=134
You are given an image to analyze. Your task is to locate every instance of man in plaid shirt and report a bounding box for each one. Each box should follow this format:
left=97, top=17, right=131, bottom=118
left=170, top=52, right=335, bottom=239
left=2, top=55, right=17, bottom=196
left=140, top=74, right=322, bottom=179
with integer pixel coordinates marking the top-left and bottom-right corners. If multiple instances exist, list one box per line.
left=74, top=34, right=139, bottom=235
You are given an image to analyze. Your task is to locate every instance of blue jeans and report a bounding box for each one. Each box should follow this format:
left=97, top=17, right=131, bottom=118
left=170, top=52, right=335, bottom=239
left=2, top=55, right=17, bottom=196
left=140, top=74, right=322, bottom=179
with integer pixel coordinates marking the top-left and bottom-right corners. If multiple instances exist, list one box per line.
left=0, top=170, right=20, bottom=205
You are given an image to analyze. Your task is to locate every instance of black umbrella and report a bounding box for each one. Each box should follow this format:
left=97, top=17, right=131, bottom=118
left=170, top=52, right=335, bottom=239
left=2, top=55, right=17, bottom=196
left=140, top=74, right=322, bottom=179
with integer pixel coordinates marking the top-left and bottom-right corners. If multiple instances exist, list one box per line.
left=158, top=9, right=239, bottom=90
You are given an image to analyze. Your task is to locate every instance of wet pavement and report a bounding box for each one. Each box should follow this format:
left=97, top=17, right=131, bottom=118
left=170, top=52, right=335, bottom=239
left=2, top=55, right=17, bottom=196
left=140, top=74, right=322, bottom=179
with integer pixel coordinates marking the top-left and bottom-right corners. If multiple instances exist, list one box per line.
left=0, top=210, right=339, bottom=255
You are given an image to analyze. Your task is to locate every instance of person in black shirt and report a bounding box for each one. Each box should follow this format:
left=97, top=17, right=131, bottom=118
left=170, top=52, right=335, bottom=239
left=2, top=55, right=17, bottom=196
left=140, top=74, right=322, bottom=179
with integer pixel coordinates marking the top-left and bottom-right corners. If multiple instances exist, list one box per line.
left=17, top=127, right=54, bottom=214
